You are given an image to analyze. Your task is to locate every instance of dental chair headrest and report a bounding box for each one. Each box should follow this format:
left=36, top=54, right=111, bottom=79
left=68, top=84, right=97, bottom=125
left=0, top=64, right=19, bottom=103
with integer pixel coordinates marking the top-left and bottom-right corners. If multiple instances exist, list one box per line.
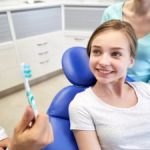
left=62, top=46, right=96, bottom=87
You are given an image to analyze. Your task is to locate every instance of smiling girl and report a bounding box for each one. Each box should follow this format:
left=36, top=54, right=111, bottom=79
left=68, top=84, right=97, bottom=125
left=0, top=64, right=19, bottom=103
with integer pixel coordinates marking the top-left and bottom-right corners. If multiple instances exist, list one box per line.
left=69, top=20, right=150, bottom=150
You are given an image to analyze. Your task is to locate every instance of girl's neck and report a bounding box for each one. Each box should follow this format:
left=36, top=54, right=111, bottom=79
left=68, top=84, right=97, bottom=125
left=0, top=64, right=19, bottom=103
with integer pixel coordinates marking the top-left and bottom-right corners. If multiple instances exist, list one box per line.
left=92, top=80, right=128, bottom=98
left=92, top=81, right=137, bottom=108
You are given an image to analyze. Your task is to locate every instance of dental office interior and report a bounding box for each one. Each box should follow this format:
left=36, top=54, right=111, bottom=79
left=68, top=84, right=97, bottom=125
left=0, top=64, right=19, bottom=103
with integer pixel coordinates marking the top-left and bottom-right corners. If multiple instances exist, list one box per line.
left=0, top=0, right=123, bottom=137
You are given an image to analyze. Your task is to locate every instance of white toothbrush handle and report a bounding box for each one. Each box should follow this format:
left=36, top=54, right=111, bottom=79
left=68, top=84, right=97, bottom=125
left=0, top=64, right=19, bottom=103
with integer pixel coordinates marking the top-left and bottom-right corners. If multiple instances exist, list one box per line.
left=23, top=68, right=38, bottom=118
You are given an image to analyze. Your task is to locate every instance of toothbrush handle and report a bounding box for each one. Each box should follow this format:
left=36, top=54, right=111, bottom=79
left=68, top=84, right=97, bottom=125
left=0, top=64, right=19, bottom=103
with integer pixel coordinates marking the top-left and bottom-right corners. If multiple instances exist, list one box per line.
left=24, top=78, right=30, bottom=92
left=26, top=91, right=38, bottom=118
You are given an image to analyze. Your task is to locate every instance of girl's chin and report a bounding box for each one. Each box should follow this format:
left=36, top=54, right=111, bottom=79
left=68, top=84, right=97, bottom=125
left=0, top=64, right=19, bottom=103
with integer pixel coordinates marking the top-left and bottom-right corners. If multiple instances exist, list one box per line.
left=96, top=71, right=113, bottom=78
left=96, top=78, right=112, bottom=84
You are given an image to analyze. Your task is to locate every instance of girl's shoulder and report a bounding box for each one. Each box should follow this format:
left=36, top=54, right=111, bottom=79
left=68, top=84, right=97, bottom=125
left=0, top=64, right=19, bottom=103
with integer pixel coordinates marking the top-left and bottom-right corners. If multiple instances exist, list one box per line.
left=129, top=81, right=150, bottom=96
left=129, top=81, right=150, bottom=88
left=70, top=87, right=93, bottom=106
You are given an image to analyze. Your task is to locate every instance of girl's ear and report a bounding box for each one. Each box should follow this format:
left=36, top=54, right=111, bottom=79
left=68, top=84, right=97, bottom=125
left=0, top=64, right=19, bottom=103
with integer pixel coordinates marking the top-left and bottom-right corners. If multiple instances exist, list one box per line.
left=128, top=57, right=135, bottom=68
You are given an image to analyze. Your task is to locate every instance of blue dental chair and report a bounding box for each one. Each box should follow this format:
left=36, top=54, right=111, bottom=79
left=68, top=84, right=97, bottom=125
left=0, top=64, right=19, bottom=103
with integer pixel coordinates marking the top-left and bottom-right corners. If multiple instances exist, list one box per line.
left=43, top=46, right=96, bottom=150
left=43, top=46, right=134, bottom=150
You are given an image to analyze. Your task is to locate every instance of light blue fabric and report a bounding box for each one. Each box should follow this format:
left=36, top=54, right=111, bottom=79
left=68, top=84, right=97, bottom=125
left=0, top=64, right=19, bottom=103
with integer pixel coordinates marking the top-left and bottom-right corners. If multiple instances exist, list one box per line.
left=102, top=2, right=150, bottom=83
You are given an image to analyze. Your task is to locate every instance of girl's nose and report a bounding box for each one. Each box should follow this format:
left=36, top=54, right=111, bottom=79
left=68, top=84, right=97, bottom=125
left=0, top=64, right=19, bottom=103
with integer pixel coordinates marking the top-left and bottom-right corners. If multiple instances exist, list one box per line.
left=99, top=54, right=110, bottom=66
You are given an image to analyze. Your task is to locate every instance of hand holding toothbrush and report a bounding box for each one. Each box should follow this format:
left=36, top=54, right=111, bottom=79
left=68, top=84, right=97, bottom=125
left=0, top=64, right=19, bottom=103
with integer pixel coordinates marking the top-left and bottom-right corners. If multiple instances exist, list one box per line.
left=11, top=63, right=54, bottom=150
left=9, top=106, right=54, bottom=150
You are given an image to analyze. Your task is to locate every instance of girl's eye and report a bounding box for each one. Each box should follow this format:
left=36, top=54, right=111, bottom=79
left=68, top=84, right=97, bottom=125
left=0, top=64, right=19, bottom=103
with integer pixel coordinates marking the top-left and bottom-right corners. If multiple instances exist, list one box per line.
left=91, top=49, right=101, bottom=55
left=111, top=51, right=122, bottom=57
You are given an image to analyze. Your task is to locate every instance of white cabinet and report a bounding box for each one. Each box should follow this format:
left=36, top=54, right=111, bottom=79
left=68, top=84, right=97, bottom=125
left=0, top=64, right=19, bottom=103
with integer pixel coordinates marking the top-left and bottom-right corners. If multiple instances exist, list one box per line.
left=13, top=6, right=63, bottom=80
left=0, top=43, right=22, bottom=92
left=16, top=32, right=64, bottom=79
left=0, top=12, right=22, bottom=93
left=0, top=6, right=63, bottom=93
left=0, top=43, right=17, bottom=71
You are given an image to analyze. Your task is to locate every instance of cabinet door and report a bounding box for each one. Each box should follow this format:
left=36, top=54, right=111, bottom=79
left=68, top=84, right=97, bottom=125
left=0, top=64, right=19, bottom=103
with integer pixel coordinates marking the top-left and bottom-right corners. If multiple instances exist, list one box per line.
left=0, top=43, right=22, bottom=91
left=63, top=34, right=89, bottom=50
left=0, top=67, right=22, bottom=92
left=45, top=32, right=64, bottom=71
left=0, top=43, right=18, bottom=71
left=0, top=12, right=12, bottom=43
left=12, top=6, right=62, bottom=39
left=65, top=6, right=106, bottom=31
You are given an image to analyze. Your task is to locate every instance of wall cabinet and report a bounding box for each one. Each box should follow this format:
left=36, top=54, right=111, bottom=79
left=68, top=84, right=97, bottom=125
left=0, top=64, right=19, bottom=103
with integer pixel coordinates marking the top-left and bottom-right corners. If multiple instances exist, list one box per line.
left=64, top=6, right=105, bottom=31
left=0, top=12, right=12, bottom=43
left=12, top=6, right=62, bottom=39
left=64, top=6, right=106, bottom=49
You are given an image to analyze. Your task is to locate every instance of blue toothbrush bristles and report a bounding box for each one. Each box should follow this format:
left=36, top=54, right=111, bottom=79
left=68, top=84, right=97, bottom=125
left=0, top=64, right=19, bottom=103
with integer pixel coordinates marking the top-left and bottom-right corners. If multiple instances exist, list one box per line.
left=21, top=63, right=38, bottom=118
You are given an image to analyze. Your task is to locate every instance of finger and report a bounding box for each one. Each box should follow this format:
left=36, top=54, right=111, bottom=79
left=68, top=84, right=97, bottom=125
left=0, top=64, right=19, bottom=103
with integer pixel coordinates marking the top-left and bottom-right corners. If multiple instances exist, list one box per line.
left=32, top=114, right=54, bottom=148
left=0, top=138, right=10, bottom=147
left=37, top=114, right=53, bottom=142
left=44, top=122, right=54, bottom=145
left=33, top=113, right=47, bottom=130
left=32, top=113, right=50, bottom=138
left=15, top=105, right=35, bottom=132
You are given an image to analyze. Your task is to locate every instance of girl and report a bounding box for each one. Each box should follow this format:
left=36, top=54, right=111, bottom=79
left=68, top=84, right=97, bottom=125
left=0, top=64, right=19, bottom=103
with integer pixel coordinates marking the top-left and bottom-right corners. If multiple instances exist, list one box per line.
left=69, top=20, right=150, bottom=150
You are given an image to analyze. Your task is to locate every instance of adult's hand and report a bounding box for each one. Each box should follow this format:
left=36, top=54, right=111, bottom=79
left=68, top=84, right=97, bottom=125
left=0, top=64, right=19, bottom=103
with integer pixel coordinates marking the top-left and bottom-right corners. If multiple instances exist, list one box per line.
left=9, top=106, right=53, bottom=150
left=0, top=137, right=10, bottom=150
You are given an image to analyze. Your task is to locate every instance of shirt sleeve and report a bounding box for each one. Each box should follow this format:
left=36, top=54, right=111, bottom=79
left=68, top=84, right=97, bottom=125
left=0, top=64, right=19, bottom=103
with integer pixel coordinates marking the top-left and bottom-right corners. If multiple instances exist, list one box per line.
left=101, top=7, right=111, bottom=23
left=132, top=82, right=150, bottom=98
left=0, top=127, right=8, bottom=141
left=69, top=96, right=95, bottom=131
left=101, top=2, right=123, bottom=23
left=140, top=82, right=150, bottom=95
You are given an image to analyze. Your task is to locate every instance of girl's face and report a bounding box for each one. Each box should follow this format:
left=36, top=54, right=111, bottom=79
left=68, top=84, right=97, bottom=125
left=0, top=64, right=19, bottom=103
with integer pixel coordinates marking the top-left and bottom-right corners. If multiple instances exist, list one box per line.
left=89, top=30, right=134, bottom=84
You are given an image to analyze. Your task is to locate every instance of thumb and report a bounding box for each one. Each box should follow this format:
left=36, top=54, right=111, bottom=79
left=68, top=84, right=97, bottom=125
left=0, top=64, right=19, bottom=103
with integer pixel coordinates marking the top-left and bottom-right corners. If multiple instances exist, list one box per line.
left=16, top=105, right=35, bottom=132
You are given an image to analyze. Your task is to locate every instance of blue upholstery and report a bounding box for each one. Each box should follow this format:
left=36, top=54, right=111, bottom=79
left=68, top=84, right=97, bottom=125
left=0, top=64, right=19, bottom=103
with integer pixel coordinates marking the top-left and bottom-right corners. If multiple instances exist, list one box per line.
left=43, top=46, right=134, bottom=150
left=44, top=86, right=84, bottom=150
left=62, top=47, right=96, bottom=86
left=126, top=75, right=135, bottom=82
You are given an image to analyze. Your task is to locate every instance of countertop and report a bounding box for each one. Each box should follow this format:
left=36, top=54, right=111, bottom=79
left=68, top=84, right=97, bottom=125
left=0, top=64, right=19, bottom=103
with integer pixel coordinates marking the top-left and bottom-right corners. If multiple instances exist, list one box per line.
left=0, top=0, right=116, bottom=12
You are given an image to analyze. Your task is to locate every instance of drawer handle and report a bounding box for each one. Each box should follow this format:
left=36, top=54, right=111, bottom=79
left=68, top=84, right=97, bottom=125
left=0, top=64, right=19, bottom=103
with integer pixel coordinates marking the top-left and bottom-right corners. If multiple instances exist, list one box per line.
left=39, top=60, right=49, bottom=64
left=37, top=42, right=48, bottom=46
left=74, top=37, right=85, bottom=41
left=38, top=51, right=49, bottom=55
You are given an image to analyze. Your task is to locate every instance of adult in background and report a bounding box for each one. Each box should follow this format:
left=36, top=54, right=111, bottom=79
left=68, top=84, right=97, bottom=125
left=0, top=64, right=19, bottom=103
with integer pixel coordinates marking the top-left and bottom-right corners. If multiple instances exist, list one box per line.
left=102, top=0, right=150, bottom=82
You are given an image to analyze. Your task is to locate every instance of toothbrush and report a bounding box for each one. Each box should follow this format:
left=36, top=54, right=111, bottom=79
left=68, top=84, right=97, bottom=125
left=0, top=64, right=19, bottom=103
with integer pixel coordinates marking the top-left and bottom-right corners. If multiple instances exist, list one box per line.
left=21, top=63, right=38, bottom=118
